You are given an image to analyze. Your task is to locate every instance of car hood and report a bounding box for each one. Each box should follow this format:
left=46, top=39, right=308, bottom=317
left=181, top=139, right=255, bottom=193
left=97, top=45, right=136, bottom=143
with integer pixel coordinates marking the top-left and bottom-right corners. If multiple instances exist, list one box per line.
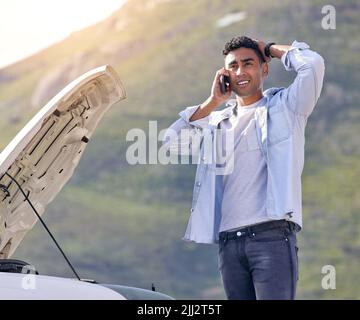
left=0, top=65, right=126, bottom=258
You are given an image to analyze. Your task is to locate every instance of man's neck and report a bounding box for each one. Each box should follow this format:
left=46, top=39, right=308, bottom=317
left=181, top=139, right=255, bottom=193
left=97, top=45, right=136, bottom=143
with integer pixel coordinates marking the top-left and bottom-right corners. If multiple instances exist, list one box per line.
left=236, top=91, right=264, bottom=107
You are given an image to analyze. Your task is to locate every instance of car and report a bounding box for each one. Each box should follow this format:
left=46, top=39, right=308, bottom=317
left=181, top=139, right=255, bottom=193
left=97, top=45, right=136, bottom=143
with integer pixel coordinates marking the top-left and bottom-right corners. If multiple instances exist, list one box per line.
left=0, top=65, right=174, bottom=300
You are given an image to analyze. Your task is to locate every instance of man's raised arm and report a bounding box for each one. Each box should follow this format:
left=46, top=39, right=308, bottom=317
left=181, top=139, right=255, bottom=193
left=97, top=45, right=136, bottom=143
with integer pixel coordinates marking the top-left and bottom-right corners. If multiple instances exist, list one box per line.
left=269, top=41, right=325, bottom=116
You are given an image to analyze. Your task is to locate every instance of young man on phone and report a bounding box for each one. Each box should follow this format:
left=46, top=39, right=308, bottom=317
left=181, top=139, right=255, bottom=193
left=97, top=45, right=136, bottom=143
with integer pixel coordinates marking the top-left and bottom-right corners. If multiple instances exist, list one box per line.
left=163, top=36, right=325, bottom=299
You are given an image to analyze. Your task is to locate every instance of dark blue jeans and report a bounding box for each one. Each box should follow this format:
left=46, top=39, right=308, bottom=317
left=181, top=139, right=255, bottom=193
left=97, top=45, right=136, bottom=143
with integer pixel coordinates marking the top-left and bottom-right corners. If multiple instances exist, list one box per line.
left=218, top=221, right=299, bottom=300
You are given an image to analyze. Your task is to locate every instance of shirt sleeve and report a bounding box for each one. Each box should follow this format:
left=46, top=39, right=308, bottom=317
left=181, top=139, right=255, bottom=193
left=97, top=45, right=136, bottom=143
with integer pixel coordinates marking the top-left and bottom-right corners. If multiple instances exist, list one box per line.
left=179, top=105, right=211, bottom=129
left=162, top=105, right=209, bottom=156
left=281, top=40, right=325, bottom=117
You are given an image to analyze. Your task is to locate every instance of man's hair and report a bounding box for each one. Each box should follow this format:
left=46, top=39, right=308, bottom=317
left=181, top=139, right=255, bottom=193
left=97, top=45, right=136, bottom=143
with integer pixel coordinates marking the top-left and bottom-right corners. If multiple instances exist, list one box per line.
left=222, top=36, right=265, bottom=64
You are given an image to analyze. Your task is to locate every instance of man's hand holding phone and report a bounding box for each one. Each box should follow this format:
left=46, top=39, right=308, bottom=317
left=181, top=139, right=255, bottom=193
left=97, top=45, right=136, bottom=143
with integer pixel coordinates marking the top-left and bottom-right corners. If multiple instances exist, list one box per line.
left=190, top=68, right=232, bottom=121
left=220, top=74, right=231, bottom=95
left=212, top=67, right=232, bottom=103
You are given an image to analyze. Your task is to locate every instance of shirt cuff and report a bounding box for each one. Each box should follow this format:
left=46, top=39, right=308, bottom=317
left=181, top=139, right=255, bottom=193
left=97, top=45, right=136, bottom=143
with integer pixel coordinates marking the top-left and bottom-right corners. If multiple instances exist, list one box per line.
left=281, top=40, right=310, bottom=71
left=179, top=105, right=211, bottom=129
left=179, top=105, right=201, bottom=123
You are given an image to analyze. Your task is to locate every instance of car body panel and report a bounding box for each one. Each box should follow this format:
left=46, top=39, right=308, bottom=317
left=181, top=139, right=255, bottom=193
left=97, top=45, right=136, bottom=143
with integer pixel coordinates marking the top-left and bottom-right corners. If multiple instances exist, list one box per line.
left=0, top=272, right=126, bottom=300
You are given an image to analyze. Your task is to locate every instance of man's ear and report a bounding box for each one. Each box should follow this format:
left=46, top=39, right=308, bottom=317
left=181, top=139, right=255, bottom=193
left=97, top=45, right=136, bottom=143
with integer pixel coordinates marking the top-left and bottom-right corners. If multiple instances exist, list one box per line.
left=262, top=62, right=269, bottom=77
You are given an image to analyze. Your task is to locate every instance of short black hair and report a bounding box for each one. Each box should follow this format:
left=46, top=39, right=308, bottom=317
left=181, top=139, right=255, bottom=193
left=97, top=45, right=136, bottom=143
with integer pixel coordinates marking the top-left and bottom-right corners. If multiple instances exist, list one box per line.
left=222, top=36, right=265, bottom=64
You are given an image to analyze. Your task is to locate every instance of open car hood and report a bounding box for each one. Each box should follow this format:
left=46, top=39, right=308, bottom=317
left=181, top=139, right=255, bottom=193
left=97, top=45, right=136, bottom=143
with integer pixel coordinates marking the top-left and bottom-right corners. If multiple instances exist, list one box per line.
left=0, top=65, right=126, bottom=258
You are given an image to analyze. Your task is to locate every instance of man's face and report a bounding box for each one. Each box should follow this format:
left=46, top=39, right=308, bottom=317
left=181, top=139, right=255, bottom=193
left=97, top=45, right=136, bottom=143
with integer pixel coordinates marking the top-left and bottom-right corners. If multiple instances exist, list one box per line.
left=224, top=47, right=268, bottom=98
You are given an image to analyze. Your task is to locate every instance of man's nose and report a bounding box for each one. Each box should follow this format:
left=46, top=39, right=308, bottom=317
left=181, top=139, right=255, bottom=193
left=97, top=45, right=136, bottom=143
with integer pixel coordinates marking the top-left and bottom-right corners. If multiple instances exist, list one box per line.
left=235, top=67, right=242, bottom=76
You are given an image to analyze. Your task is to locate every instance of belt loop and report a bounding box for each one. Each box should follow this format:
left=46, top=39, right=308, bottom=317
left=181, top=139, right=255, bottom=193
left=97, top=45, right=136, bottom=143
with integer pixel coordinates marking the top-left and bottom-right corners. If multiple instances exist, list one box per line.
left=247, top=226, right=254, bottom=238
left=287, top=221, right=293, bottom=232
left=223, top=233, right=228, bottom=244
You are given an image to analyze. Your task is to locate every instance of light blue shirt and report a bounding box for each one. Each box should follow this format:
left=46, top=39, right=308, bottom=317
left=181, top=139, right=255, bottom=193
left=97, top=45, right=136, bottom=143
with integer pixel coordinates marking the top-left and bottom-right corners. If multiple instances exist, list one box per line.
left=163, top=41, right=325, bottom=244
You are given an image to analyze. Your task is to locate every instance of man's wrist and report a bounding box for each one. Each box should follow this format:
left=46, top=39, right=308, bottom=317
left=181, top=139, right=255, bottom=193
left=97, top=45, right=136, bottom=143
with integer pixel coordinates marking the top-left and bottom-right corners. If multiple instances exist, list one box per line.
left=268, top=44, right=292, bottom=59
left=264, top=42, right=276, bottom=58
left=204, top=96, right=221, bottom=110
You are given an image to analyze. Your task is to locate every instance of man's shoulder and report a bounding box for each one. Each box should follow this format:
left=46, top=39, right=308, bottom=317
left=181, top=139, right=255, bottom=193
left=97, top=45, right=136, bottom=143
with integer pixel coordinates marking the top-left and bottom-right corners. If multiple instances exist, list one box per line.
left=264, top=87, right=286, bottom=99
left=264, top=87, right=288, bottom=109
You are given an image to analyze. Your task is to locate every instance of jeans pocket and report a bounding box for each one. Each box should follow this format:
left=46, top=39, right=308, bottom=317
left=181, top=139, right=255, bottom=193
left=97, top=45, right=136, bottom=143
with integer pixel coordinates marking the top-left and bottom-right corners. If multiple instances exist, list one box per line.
left=252, top=228, right=287, bottom=242
left=218, top=239, right=226, bottom=254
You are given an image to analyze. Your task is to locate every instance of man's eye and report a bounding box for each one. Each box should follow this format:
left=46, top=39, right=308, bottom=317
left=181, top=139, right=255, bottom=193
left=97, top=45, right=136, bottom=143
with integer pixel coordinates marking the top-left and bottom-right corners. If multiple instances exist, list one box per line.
left=245, top=62, right=252, bottom=66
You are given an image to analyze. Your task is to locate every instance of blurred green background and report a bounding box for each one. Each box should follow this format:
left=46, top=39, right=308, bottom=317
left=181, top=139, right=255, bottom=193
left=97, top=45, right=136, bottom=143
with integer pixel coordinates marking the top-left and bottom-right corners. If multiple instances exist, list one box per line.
left=0, top=0, right=359, bottom=299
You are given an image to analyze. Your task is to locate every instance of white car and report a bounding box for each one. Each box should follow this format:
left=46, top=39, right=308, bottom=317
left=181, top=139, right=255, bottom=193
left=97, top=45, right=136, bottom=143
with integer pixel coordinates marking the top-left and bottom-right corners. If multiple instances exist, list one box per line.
left=0, top=66, right=173, bottom=300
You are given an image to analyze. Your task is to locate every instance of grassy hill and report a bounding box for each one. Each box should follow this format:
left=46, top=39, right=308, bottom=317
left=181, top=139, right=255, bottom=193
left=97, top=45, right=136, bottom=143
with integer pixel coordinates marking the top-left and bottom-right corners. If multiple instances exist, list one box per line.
left=1, top=0, right=359, bottom=299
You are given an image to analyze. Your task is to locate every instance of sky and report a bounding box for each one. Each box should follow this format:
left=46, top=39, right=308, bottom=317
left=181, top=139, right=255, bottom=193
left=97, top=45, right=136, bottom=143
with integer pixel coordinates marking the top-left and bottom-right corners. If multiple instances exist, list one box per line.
left=0, top=0, right=127, bottom=69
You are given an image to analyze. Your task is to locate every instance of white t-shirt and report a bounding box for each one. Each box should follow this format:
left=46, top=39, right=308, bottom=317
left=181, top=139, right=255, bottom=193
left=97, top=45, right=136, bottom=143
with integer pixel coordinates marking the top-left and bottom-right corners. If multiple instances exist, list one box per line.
left=219, top=97, right=270, bottom=232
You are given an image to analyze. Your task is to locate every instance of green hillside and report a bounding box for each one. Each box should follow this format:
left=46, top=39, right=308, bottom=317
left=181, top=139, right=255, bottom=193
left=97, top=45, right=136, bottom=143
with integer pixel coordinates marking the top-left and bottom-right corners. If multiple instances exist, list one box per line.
left=1, top=0, right=359, bottom=299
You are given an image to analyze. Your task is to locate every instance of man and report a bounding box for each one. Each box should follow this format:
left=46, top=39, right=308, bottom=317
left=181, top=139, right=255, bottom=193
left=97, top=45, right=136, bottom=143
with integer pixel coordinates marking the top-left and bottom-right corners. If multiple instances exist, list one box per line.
left=163, top=36, right=325, bottom=299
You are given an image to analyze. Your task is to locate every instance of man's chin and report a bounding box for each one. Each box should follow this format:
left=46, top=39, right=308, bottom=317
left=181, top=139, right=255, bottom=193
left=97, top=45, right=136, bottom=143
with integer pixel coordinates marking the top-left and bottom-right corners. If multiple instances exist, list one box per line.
left=233, top=90, right=253, bottom=98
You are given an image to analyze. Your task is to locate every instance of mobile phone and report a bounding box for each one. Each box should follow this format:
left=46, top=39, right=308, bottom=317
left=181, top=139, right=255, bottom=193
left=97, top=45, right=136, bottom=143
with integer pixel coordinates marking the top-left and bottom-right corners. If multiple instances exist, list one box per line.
left=220, top=75, right=230, bottom=94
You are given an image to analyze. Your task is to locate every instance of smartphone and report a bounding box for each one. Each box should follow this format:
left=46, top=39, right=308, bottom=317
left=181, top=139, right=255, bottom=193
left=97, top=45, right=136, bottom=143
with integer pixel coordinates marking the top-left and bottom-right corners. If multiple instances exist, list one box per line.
left=220, top=75, right=230, bottom=94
